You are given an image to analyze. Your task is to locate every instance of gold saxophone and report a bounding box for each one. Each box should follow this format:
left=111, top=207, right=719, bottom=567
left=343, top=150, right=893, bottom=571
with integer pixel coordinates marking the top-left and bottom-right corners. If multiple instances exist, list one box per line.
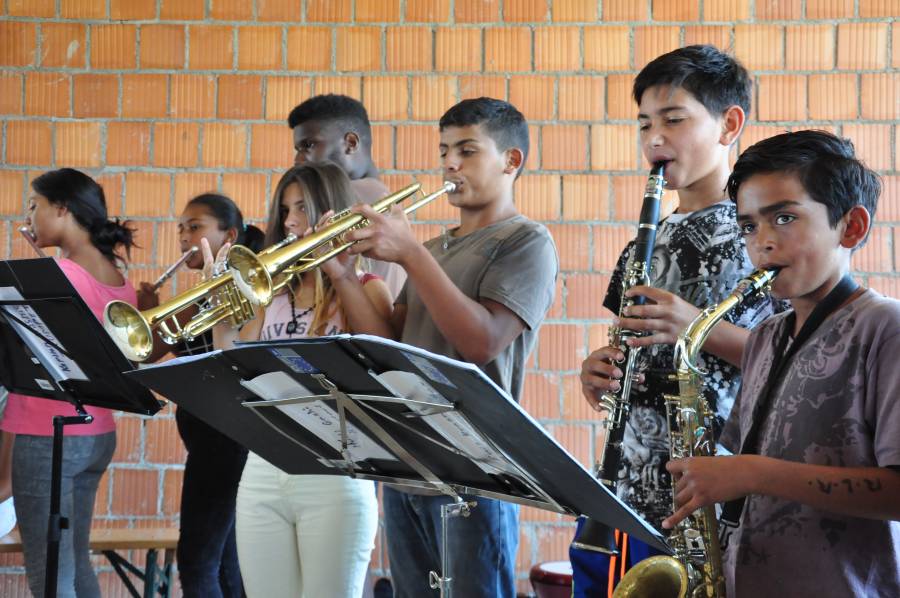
left=613, top=268, right=777, bottom=598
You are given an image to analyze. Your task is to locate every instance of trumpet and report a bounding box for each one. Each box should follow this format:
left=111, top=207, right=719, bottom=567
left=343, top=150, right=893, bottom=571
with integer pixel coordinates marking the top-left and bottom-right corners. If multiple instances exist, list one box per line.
left=18, top=226, right=47, bottom=258
left=151, top=246, right=199, bottom=292
left=103, top=181, right=454, bottom=362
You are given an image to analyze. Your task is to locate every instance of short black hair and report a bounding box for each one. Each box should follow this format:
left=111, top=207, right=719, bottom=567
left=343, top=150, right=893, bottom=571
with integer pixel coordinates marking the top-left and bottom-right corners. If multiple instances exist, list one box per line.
left=633, top=45, right=752, bottom=116
left=439, top=97, right=529, bottom=178
left=287, top=94, right=372, bottom=149
left=727, top=130, right=881, bottom=232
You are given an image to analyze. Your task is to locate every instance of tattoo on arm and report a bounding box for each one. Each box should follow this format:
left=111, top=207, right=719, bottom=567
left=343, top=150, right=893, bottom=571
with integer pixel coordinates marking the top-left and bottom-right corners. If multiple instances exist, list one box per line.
left=809, top=477, right=883, bottom=494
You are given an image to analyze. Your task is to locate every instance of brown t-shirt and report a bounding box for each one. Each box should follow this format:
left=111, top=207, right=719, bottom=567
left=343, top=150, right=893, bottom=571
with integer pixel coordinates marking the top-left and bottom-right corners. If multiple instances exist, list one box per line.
left=720, top=289, right=900, bottom=597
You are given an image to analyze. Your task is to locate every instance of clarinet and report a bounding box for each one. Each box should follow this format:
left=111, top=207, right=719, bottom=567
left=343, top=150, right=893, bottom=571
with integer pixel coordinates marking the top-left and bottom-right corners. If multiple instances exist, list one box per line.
left=572, top=162, right=665, bottom=553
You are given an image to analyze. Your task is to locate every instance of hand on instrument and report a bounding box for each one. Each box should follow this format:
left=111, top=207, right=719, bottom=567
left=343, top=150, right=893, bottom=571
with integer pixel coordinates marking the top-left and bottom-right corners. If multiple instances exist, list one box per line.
left=662, top=455, right=756, bottom=530
left=310, top=211, right=356, bottom=282
left=200, top=237, right=231, bottom=281
left=136, top=282, right=160, bottom=311
left=580, top=346, right=645, bottom=411
left=615, top=286, right=701, bottom=348
left=345, top=203, right=419, bottom=265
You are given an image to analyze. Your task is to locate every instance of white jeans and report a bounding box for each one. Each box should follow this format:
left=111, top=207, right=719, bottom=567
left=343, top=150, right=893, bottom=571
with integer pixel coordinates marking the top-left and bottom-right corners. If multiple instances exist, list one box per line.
left=235, top=452, right=378, bottom=598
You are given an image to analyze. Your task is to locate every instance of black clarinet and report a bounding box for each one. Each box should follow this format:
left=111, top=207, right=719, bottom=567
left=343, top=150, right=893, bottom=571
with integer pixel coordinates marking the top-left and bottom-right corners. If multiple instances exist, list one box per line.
left=572, top=162, right=665, bottom=553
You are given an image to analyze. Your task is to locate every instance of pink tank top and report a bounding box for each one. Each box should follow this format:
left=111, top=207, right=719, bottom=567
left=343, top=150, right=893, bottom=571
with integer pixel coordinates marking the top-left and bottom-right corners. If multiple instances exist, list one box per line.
left=1, top=258, right=137, bottom=436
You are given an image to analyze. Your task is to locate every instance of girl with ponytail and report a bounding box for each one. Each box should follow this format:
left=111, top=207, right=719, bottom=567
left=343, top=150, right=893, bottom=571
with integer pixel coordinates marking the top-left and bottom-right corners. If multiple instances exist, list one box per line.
left=0, top=168, right=137, bottom=597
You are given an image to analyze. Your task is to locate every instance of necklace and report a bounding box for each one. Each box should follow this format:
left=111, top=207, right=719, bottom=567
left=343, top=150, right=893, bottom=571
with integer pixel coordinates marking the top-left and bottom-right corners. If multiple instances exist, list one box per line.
left=286, top=283, right=314, bottom=336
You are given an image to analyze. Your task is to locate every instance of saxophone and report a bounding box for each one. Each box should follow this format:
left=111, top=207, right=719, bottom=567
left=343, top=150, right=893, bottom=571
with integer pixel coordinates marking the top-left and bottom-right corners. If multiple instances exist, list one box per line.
left=572, top=162, right=665, bottom=552
left=613, top=268, right=777, bottom=598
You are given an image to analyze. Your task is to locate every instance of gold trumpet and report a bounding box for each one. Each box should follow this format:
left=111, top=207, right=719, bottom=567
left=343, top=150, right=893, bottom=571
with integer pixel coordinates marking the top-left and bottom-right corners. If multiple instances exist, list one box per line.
left=104, top=181, right=453, bottom=362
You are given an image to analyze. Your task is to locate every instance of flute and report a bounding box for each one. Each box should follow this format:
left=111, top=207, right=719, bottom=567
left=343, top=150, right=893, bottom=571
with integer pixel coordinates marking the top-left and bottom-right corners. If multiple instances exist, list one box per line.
left=18, top=226, right=47, bottom=258
left=152, top=246, right=199, bottom=292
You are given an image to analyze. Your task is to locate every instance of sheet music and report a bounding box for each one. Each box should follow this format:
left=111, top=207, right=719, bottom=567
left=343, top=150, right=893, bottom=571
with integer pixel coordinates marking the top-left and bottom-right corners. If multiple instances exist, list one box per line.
left=0, top=286, right=87, bottom=382
left=240, top=371, right=396, bottom=462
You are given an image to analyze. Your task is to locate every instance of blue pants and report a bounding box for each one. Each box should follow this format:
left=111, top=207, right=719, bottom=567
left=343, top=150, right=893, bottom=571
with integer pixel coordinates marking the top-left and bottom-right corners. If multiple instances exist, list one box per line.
left=175, top=408, right=247, bottom=598
left=383, top=487, right=519, bottom=598
left=570, top=519, right=665, bottom=598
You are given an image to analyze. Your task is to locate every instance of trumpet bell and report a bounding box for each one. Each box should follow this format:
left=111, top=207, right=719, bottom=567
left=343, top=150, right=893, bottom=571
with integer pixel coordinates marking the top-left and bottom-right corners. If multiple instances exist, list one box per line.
left=104, top=300, right=153, bottom=362
left=228, top=244, right=274, bottom=307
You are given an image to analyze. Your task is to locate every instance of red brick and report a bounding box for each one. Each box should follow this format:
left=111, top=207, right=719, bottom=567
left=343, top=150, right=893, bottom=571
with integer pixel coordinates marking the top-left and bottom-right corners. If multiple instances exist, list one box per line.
left=704, top=0, right=750, bottom=19
left=110, top=468, right=159, bottom=516
left=286, top=26, right=332, bottom=71
left=552, top=0, right=595, bottom=21
left=364, top=76, right=408, bottom=121
left=222, top=173, right=269, bottom=220
left=435, top=28, right=482, bottom=72
left=0, top=72, right=23, bottom=115
left=591, top=124, right=636, bottom=171
left=250, top=123, right=288, bottom=169
left=602, top=0, right=647, bottom=20
left=405, top=0, right=450, bottom=22
left=337, top=27, right=381, bottom=72
left=755, top=0, right=801, bottom=19
left=606, top=74, right=635, bottom=120
left=411, top=75, right=456, bottom=122
left=7, top=121, right=51, bottom=165
left=126, top=172, right=171, bottom=217
left=594, top=224, right=636, bottom=271
left=807, top=0, right=853, bottom=18
left=110, top=0, right=155, bottom=20
left=238, top=26, right=282, bottom=70
left=122, top=74, right=167, bottom=118
left=256, top=0, right=301, bottom=21
left=653, top=0, right=699, bottom=20
left=161, top=0, right=204, bottom=20
left=734, top=25, right=784, bottom=71
left=55, top=121, right=101, bottom=167
left=517, top=174, right=561, bottom=221
left=538, top=323, right=584, bottom=370
left=455, top=0, right=499, bottom=22
left=458, top=75, right=506, bottom=101
left=525, top=123, right=540, bottom=172
left=562, top=373, right=602, bottom=422
left=40, top=22, right=85, bottom=68
left=73, top=75, right=119, bottom=118
left=684, top=26, right=731, bottom=50
left=371, top=124, right=394, bottom=170
left=567, top=272, right=615, bottom=319
left=612, top=175, right=655, bottom=221
left=757, top=75, right=806, bottom=122
left=861, top=74, right=899, bottom=121
left=396, top=125, right=437, bottom=170
left=522, top=372, right=562, bottom=420
left=106, top=122, right=151, bottom=166
left=202, top=122, right=247, bottom=168
left=386, top=27, right=431, bottom=72
left=894, top=23, right=900, bottom=69
left=140, top=25, right=185, bottom=70
left=218, top=75, right=263, bottom=119
left=97, top=173, right=124, bottom=217
left=265, top=76, right=313, bottom=121
left=154, top=122, right=200, bottom=168
left=307, top=0, right=351, bottom=21
left=24, top=72, right=70, bottom=117
left=0, top=22, right=37, bottom=67
left=509, top=75, right=555, bottom=121
left=852, top=225, right=890, bottom=273
left=562, top=174, right=609, bottom=221
left=162, top=469, right=184, bottom=516
left=558, top=76, right=604, bottom=122
left=90, top=24, right=137, bottom=70
left=173, top=173, right=220, bottom=217
left=61, top=0, right=106, bottom=19
left=634, top=26, right=680, bottom=70
left=583, top=27, right=630, bottom=71
left=542, top=125, right=588, bottom=171
left=876, top=176, right=900, bottom=221
left=112, top=416, right=142, bottom=463
left=170, top=74, right=216, bottom=119
left=786, top=25, right=834, bottom=71
left=9, top=0, right=55, bottom=16
left=547, top=224, right=590, bottom=271
left=837, top=23, right=889, bottom=70
left=145, top=418, right=187, bottom=464
left=189, top=25, right=234, bottom=70
left=860, top=0, right=899, bottom=17
left=534, top=26, right=580, bottom=71
left=313, top=76, right=362, bottom=98
left=842, top=124, right=891, bottom=171
left=808, top=74, right=857, bottom=121
left=485, top=27, right=532, bottom=72
left=0, top=171, right=25, bottom=216
left=356, top=0, right=400, bottom=21
left=209, top=0, right=252, bottom=20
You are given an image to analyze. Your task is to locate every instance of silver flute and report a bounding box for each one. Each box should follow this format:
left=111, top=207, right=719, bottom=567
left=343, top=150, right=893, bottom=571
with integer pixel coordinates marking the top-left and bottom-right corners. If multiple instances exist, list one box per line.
left=18, top=226, right=47, bottom=258
left=152, top=246, right=199, bottom=292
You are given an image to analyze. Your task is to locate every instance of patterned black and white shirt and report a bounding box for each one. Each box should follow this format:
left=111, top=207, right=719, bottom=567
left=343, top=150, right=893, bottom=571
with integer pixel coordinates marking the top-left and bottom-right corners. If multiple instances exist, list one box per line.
left=603, top=200, right=783, bottom=530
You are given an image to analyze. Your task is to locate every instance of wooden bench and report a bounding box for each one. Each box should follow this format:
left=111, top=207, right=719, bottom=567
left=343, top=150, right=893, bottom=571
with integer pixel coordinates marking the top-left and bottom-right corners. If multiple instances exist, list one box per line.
left=0, top=527, right=178, bottom=598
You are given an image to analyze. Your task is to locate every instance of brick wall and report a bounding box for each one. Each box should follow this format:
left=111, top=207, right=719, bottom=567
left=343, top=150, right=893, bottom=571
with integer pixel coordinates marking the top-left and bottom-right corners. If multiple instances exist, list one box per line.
left=0, top=1, right=897, bottom=595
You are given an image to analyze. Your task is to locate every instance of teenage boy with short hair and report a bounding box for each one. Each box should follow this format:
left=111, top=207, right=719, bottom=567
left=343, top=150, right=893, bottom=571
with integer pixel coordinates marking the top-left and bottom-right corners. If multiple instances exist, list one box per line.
left=287, top=94, right=403, bottom=296
left=664, top=129, right=900, bottom=597
left=573, top=45, right=782, bottom=594
left=347, top=97, right=559, bottom=597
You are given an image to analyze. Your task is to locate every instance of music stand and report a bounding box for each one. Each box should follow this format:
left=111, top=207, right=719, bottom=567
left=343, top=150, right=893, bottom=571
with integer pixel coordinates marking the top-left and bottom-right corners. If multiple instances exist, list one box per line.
left=0, top=258, right=161, bottom=598
left=127, top=334, right=670, bottom=597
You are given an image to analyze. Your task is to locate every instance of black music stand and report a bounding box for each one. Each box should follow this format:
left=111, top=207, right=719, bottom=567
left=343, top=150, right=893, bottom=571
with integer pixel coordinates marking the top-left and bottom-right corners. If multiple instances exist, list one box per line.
left=127, top=334, right=670, bottom=596
left=0, top=258, right=161, bottom=597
